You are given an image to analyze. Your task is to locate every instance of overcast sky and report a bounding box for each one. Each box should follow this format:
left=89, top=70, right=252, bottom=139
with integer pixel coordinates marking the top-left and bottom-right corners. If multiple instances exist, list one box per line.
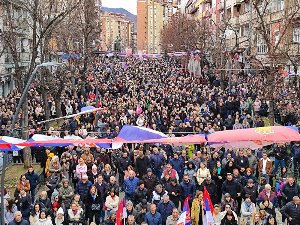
left=102, top=0, right=137, bottom=15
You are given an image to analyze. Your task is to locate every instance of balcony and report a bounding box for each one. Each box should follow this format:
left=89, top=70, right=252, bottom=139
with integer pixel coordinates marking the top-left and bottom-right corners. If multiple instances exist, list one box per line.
left=239, top=12, right=250, bottom=24
left=229, top=16, right=239, bottom=27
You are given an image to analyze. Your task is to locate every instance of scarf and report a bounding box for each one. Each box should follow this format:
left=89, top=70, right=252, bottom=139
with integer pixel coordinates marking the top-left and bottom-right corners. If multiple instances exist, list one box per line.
left=244, top=201, right=252, bottom=212
left=92, top=171, right=97, bottom=175
left=72, top=209, right=78, bottom=216
left=92, top=193, right=95, bottom=201
left=217, top=167, right=221, bottom=175
left=53, top=162, right=58, bottom=170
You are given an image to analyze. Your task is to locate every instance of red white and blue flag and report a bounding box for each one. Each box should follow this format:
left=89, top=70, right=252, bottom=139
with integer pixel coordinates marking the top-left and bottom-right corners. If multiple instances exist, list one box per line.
left=177, top=197, right=191, bottom=225
left=203, top=187, right=214, bottom=225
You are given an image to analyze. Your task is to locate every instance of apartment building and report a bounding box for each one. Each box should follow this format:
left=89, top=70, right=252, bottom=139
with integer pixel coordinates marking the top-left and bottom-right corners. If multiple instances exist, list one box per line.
left=101, top=11, right=135, bottom=52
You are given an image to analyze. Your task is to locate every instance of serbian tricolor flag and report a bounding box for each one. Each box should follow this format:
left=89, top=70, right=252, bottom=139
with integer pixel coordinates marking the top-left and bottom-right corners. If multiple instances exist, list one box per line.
left=203, top=187, right=214, bottom=225
left=122, top=62, right=127, bottom=70
left=177, top=197, right=191, bottom=225
left=116, top=198, right=127, bottom=225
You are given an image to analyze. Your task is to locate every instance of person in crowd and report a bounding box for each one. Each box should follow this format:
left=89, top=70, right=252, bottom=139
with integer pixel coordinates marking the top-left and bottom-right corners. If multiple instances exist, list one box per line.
left=161, top=173, right=171, bottom=187
left=220, top=193, right=237, bottom=212
left=16, top=175, right=30, bottom=196
left=250, top=212, right=262, bottom=225
left=58, top=179, right=73, bottom=209
left=258, top=152, right=273, bottom=184
left=136, top=153, right=151, bottom=179
left=280, top=196, right=300, bottom=225
left=51, top=184, right=61, bottom=204
left=273, top=142, right=288, bottom=174
left=9, top=211, right=30, bottom=225
left=118, top=151, right=132, bottom=186
left=224, top=161, right=235, bottom=175
left=102, top=164, right=115, bottom=183
left=243, top=179, right=257, bottom=205
left=15, top=188, right=31, bottom=211
left=105, top=210, right=116, bottom=225
left=199, top=177, right=218, bottom=205
left=144, top=204, right=162, bottom=225
left=143, top=168, right=159, bottom=198
left=123, top=170, right=139, bottom=200
left=29, top=203, right=41, bottom=225
left=162, top=163, right=179, bottom=181
left=124, top=201, right=138, bottom=224
left=213, top=205, right=223, bottom=225
left=170, top=152, right=184, bottom=182
left=25, top=166, right=40, bottom=203
left=257, top=184, right=278, bottom=208
left=196, top=162, right=211, bottom=186
left=240, top=194, right=256, bottom=225
left=166, top=208, right=179, bottom=225
left=80, top=147, right=94, bottom=163
left=258, top=199, right=275, bottom=218
left=207, top=152, right=219, bottom=173
left=211, top=161, right=224, bottom=202
left=220, top=210, right=238, bottom=225
left=221, top=173, right=242, bottom=201
left=60, top=157, right=69, bottom=180
left=34, top=210, right=52, bottom=225
left=165, top=178, right=182, bottom=208
left=291, top=142, right=300, bottom=173
left=246, top=149, right=258, bottom=174
left=152, top=184, right=168, bottom=205
left=222, top=153, right=234, bottom=168
left=48, top=156, right=62, bottom=179
left=106, top=176, right=119, bottom=196
left=75, top=175, right=92, bottom=203
left=242, top=168, right=258, bottom=187
left=86, top=185, right=102, bottom=225
left=234, top=150, right=249, bottom=176
left=132, top=180, right=149, bottom=206
left=191, top=191, right=204, bottom=225
left=280, top=176, right=300, bottom=204
left=54, top=208, right=64, bottom=225
left=67, top=202, right=83, bottom=225
left=184, top=162, right=197, bottom=182
left=5, top=199, right=18, bottom=225
left=35, top=191, right=51, bottom=214
left=156, top=195, right=175, bottom=225
left=124, top=166, right=136, bottom=180
left=105, top=188, right=119, bottom=216
left=150, top=147, right=165, bottom=182
left=76, top=158, right=87, bottom=180
left=180, top=174, right=196, bottom=210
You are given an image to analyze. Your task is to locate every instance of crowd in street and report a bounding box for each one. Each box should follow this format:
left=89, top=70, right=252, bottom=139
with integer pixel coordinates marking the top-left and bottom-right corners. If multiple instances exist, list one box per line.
left=2, top=57, right=300, bottom=225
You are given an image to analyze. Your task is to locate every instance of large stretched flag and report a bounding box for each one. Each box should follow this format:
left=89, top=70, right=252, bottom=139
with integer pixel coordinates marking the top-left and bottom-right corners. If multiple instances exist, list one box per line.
left=203, top=187, right=214, bottom=225
left=116, top=198, right=126, bottom=225
left=177, top=197, right=191, bottom=225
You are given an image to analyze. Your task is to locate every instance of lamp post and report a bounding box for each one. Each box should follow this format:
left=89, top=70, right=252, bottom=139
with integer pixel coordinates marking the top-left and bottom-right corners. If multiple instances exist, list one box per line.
left=1, top=62, right=65, bottom=225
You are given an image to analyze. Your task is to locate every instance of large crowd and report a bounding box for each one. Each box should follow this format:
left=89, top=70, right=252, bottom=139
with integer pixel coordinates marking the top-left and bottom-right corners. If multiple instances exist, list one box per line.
left=1, top=57, right=300, bottom=225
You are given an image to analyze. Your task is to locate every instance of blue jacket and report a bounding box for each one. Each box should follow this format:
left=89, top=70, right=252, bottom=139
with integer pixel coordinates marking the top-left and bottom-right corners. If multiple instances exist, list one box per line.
left=144, top=211, right=162, bottom=225
left=180, top=180, right=196, bottom=201
left=242, top=174, right=258, bottom=187
left=170, top=158, right=184, bottom=176
left=291, top=144, right=300, bottom=159
left=150, top=153, right=165, bottom=170
left=75, top=179, right=92, bottom=201
left=123, top=177, right=139, bottom=196
left=25, top=170, right=40, bottom=190
left=156, top=200, right=175, bottom=222
left=9, top=219, right=29, bottom=225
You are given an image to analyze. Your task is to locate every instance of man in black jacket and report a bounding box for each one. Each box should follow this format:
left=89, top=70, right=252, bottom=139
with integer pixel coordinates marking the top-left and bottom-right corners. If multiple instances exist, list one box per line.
left=221, top=173, right=242, bottom=201
left=281, top=177, right=300, bottom=204
left=234, top=150, right=249, bottom=176
left=199, top=177, right=218, bottom=205
left=118, top=151, right=132, bottom=186
left=165, top=178, right=182, bottom=208
left=136, top=153, right=150, bottom=179
left=132, top=180, right=149, bottom=206
left=281, top=196, right=300, bottom=225
left=273, top=143, right=288, bottom=174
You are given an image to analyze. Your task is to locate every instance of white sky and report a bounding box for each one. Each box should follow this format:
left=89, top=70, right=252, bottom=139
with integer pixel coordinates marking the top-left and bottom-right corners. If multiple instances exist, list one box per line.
left=102, top=0, right=137, bottom=15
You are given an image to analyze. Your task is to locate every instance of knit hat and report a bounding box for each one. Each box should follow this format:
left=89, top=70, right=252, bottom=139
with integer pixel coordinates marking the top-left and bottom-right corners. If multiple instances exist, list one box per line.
left=141, top=199, right=147, bottom=209
left=57, top=207, right=64, bottom=215
left=139, top=180, right=144, bottom=186
left=48, top=153, right=54, bottom=158
left=110, top=210, right=116, bottom=215
left=147, top=168, right=152, bottom=173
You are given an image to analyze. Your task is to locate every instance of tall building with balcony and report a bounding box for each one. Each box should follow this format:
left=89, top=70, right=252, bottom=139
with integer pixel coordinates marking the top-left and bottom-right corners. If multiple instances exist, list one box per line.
left=101, top=11, right=135, bottom=52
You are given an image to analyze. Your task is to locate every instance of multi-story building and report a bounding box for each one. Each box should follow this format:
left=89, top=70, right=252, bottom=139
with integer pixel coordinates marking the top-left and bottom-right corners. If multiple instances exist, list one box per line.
left=100, top=11, right=135, bottom=52
left=137, top=0, right=180, bottom=54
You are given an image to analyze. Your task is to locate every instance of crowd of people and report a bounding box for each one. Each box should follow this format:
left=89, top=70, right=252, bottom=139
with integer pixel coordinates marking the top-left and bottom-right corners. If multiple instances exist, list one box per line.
left=1, top=57, right=300, bottom=225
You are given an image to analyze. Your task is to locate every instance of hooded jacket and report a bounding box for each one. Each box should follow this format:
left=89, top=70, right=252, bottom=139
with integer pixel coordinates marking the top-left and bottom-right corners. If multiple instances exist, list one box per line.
left=281, top=181, right=300, bottom=202
left=25, top=170, right=40, bottom=191
left=59, top=180, right=74, bottom=208
left=132, top=187, right=148, bottom=205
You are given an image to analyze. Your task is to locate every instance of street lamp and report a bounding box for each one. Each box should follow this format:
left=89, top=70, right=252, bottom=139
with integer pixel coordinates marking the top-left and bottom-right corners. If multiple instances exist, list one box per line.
left=0, top=62, right=65, bottom=225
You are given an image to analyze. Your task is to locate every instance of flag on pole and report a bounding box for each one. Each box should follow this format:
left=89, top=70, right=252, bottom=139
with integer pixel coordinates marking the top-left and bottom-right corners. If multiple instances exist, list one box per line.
left=116, top=198, right=126, bottom=225
left=122, top=62, right=127, bottom=70
left=177, top=197, right=191, bottom=225
left=203, top=187, right=214, bottom=225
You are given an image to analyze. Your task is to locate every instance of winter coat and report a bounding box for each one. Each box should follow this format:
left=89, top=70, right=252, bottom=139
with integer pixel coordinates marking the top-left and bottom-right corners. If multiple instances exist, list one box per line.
left=142, top=174, right=159, bottom=194
left=106, top=182, right=119, bottom=196
left=48, top=161, right=62, bottom=178
left=67, top=208, right=83, bottom=225
left=152, top=189, right=168, bottom=205
left=111, top=150, right=122, bottom=168
left=207, top=157, right=218, bottom=173
left=150, top=152, right=165, bottom=170
left=34, top=218, right=52, bottom=225
left=242, top=174, right=258, bottom=187
left=29, top=214, right=39, bottom=225
left=86, top=192, right=103, bottom=211
left=35, top=197, right=51, bottom=213
left=144, top=212, right=162, bottom=225
left=257, top=190, right=278, bottom=207
left=191, top=198, right=203, bottom=225
left=75, top=180, right=92, bottom=202
left=170, top=158, right=184, bottom=176
left=291, top=144, right=300, bottom=159
left=135, top=156, right=150, bottom=178
left=258, top=202, right=275, bottom=217
left=220, top=218, right=238, bottom=225
left=165, top=183, right=182, bottom=206
left=196, top=168, right=211, bottom=185
left=80, top=153, right=94, bottom=163
left=156, top=200, right=175, bottom=222
left=118, top=156, right=132, bottom=172
left=184, top=167, right=196, bottom=181
left=280, top=202, right=300, bottom=225
left=258, top=158, right=273, bottom=175
left=132, top=188, right=149, bottom=205
left=123, top=177, right=139, bottom=196
left=281, top=181, right=300, bottom=202
left=273, top=146, right=288, bottom=160
left=180, top=180, right=196, bottom=201
left=199, top=180, right=218, bottom=205
left=243, top=185, right=257, bottom=204
left=105, top=195, right=119, bottom=211
left=221, top=180, right=242, bottom=200
left=25, top=170, right=40, bottom=191
left=9, top=219, right=29, bottom=225
left=246, top=155, right=258, bottom=172
left=166, top=215, right=179, bottom=225
left=60, top=162, right=69, bottom=180
left=75, top=164, right=87, bottom=179
left=220, top=199, right=237, bottom=212
left=102, top=171, right=115, bottom=183
left=240, top=201, right=256, bottom=224
left=58, top=183, right=74, bottom=209
left=4, top=206, right=18, bottom=224
left=17, top=180, right=31, bottom=194
left=233, top=157, right=249, bottom=171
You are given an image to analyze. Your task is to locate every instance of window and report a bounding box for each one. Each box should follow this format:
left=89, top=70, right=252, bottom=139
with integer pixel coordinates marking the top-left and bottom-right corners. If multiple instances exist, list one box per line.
left=274, top=30, right=280, bottom=45
left=245, top=3, right=250, bottom=12
left=257, top=34, right=268, bottom=54
left=294, top=28, right=300, bottom=43
left=276, top=0, right=284, bottom=11
left=244, top=24, right=250, bottom=36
